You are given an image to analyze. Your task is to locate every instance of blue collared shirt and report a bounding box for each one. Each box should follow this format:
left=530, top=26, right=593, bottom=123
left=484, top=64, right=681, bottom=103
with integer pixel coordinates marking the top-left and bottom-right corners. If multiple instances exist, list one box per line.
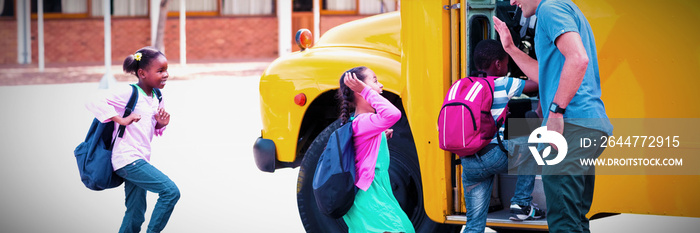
left=535, top=0, right=613, bottom=136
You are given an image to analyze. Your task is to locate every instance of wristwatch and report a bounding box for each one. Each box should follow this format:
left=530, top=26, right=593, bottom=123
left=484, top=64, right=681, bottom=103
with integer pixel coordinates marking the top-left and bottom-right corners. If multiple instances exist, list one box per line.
left=549, top=102, right=566, bottom=114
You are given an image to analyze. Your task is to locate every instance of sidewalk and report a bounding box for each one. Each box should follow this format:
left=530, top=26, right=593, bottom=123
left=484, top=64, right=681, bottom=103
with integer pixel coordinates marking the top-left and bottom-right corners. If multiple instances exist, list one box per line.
left=0, top=58, right=274, bottom=86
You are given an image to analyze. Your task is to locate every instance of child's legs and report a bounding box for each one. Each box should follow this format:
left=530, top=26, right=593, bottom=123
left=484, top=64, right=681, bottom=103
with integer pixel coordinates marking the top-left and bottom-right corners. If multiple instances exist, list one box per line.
left=460, top=148, right=508, bottom=233
left=510, top=174, right=535, bottom=206
left=117, top=179, right=147, bottom=233
left=504, top=138, right=537, bottom=206
left=461, top=169, right=494, bottom=233
left=116, top=159, right=181, bottom=233
left=511, top=150, right=537, bottom=206
left=147, top=174, right=180, bottom=233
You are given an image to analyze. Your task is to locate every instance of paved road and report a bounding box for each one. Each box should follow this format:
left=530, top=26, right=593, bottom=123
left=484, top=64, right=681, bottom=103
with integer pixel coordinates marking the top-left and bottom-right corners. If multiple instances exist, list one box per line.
left=0, top=74, right=698, bottom=232
left=0, top=74, right=305, bottom=232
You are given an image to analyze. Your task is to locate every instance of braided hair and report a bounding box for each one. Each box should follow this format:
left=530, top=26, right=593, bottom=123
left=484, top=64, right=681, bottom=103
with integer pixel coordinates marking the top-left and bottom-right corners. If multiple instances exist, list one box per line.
left=123, top=46, right=165, bottom=79
left=337, top=66, right=369, bottom=125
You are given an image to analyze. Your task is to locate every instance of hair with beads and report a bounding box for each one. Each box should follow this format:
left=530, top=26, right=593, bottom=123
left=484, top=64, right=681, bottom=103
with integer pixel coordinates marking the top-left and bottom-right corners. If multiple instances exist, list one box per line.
left=122, top=46, right=165, bottom=78
left=337, top=66, right=369, bottom=125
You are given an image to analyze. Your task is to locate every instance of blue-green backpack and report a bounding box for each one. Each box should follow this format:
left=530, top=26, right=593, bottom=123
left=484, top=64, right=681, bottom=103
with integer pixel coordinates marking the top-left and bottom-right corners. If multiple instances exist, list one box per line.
left=312, top=118, right=358, bottom=218
left=74, top=85, right=161, bottom=190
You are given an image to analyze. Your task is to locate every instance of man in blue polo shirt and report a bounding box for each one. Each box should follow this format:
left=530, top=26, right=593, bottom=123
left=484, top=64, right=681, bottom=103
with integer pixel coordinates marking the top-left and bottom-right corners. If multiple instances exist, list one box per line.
left=494, top=0, right=613, bottom=232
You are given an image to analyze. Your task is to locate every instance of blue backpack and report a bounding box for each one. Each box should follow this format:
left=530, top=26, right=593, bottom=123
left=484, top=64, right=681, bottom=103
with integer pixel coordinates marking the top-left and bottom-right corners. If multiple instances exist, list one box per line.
left=312, top=118, right=358, bottom=218
left=74, top=84, right=161, bottom=191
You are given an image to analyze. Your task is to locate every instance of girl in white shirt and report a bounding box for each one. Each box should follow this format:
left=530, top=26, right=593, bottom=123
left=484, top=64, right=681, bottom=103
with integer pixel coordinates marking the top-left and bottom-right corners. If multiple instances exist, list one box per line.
left=86, top=46, right=179, bottom=233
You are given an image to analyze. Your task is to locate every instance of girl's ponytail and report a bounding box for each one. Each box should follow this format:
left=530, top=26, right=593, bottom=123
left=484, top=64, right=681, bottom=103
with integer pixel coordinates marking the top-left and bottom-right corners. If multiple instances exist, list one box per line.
left=337, top=66, right=369, bottom=125
left=123, top=54, right=139, bottom=76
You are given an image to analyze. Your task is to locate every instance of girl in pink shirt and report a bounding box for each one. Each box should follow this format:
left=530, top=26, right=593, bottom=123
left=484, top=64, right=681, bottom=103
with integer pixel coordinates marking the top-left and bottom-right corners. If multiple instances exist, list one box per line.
left=339, top=66, right=415, bottom=233
left=86, top=47, right=179, bottom=233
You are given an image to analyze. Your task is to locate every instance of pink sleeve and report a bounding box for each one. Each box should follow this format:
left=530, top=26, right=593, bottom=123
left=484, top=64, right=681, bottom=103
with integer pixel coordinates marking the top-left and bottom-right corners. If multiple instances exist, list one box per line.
left=85, top=86, right=130, bottom=123
left=353, top=87, right=401, bottom=137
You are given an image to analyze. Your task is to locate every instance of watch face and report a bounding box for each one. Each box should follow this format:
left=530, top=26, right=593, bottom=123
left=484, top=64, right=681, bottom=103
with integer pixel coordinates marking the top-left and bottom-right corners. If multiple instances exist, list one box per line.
left=549, top=103, right=564, bottom=113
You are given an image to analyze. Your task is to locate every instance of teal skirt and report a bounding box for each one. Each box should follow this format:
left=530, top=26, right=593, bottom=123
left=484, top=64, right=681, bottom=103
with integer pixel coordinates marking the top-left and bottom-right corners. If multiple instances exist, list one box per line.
left=342, top=134, right=415, bottom=233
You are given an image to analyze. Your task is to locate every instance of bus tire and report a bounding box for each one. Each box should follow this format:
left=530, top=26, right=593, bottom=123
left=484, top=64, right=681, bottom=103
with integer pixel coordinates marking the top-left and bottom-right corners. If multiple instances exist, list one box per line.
left=297, top=119, right=347, bottom=233
left=296, top=115, right=460, bottom=233
left=387, top=113, right=461, bottom=233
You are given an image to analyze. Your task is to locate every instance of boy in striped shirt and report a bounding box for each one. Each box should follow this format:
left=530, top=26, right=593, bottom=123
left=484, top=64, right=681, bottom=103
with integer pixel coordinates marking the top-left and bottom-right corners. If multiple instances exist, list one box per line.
left=460, top=39, right=542, bottom=233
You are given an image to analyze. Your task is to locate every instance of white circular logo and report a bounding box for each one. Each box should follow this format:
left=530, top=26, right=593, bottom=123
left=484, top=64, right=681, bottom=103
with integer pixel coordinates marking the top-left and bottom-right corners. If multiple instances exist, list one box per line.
left=528, top=126, right=568, bottom=165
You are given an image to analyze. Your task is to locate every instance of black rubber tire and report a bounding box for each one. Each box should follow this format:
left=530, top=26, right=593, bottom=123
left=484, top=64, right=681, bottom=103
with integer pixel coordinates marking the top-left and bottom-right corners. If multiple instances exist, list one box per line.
left=296, top=119, right=348, bottom=233
left=296, top=115, right=461, bottom=233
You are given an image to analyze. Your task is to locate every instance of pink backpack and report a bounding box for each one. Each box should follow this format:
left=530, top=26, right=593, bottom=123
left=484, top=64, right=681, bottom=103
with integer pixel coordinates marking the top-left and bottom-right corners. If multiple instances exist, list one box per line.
left=438, top=76, right=506, bottom=157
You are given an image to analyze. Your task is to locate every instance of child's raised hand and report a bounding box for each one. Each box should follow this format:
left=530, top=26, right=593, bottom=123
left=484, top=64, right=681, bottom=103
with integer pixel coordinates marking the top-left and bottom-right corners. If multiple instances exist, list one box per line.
left=384, top=129, right=394, bottom=139
left=344, top=72, right=367, bottom=93
left=155, top=108, right=170, bottom=127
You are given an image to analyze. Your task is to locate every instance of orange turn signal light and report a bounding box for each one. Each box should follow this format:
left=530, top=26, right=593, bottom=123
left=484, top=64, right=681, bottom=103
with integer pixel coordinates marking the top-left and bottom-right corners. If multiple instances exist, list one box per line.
left=294, top=93, right=307, bottom=106
left=295, top=29, right=313, bottom=51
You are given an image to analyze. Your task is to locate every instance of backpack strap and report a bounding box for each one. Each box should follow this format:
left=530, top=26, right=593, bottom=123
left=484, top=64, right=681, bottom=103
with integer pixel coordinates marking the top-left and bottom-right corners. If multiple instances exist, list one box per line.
left=495, top=119, right=508, bottom=153
left=334, top=129, right=343, bottom=166
left=336, top=112, right=355, bottom=169
left=153, top=88, right=163, bottom=103
left=487, top=77, right=508, bottom=153
left=484, top=77, right=495, bottom=107
left=117, top=85, right=140, bottom=139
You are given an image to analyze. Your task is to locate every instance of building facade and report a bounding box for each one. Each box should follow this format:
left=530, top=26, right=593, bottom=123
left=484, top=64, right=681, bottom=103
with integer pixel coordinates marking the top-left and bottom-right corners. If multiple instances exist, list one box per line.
left=0, top=0, right=398, bottom=64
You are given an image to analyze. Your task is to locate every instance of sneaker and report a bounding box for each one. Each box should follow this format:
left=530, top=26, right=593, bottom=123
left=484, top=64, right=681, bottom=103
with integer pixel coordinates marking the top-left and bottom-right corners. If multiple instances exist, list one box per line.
left=509, top=203, right=545, bottom=221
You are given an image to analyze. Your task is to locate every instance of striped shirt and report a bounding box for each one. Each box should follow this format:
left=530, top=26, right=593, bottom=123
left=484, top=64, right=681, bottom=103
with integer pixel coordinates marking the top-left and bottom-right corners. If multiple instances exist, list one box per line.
left=490, top=77, right=525, bottom=143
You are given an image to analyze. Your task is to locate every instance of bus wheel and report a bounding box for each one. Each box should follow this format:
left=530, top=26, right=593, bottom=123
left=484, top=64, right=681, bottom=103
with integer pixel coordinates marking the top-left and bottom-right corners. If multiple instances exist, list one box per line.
left=296, top=119, right=347, bottom=233
left=387, top=114, right=461, bottom=233
left=296, top=116, right=460, bottom=232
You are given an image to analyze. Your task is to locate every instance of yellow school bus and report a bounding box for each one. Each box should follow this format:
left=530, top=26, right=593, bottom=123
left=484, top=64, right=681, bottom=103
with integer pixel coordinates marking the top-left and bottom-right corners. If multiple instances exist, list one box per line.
left=253, top=0, right=700, bottom=232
